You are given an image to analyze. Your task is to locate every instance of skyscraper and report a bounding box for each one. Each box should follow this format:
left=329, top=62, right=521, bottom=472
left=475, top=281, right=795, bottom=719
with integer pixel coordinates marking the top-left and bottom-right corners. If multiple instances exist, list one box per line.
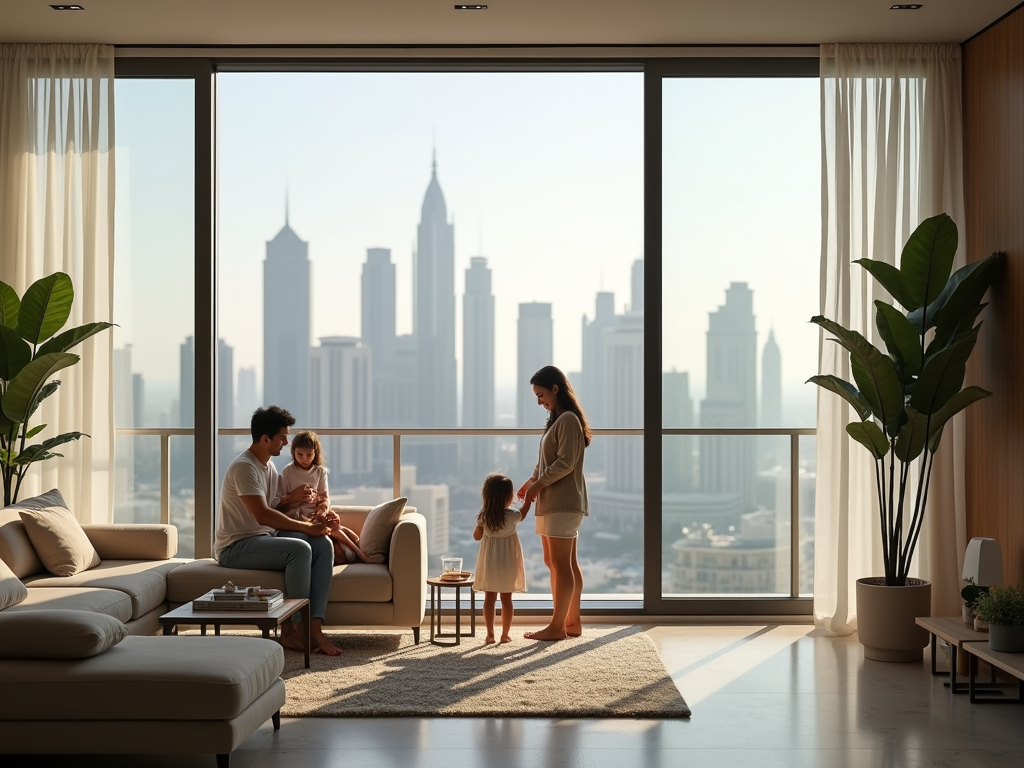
left=309, top=336, right=372, bottom=481
left=361, top=247, right=397, bottom=394
left=462, top=256, right=496, bottom=479
left=605, top=312, right=644, bottom=493
left=412, top=154, right=457, bottom=480
left=236, top=366, right=259, bottom=428
left=581, top=292, right=617, bottom=429
left=761, top=329, right=782, bottom=427
left=217, top=339, right=235, bottom=482
left=263, top=208, right=310, bottom=424
left=179, top=336, right=194, bottom=428
left=700, top=282, right=758, bottom=510
left=517, top=302, right=553, bottom=478
left=663, top=369, right=695, bottom=493
left=630, top=257, right=644, bottom=314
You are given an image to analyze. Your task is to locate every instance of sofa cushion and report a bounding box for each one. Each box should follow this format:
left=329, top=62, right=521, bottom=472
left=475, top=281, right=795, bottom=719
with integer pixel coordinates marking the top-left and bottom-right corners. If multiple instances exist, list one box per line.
left=23, top=559, right=187, bottom=619
left=328, top=563, right=393, bottom=602
left=81, top=524, right=178, bottom=560
left=17, top=490, right=101, bottom=576
left=359, top=497, right=407, bottom=564
left=0, top=609, right=128, bottom=659
left=166, top=558, right=286, bottom=604
left=0, top=635, right=284, bottom=721
left=0, top=556, right=28, bottom=609
left=5, top=586, right=134, bottom=623
left=0, top=497, right=50, bottom=579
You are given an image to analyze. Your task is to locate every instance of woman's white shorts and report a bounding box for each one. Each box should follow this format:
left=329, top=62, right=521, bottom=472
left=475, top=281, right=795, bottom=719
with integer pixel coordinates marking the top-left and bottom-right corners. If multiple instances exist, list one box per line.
left=535, top=511, right=585, bottom=539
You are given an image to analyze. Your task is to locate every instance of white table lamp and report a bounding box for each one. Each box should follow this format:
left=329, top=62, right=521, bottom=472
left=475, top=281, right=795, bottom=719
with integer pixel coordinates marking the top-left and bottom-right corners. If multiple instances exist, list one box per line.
left=962, top=537, right=1003, bottom=586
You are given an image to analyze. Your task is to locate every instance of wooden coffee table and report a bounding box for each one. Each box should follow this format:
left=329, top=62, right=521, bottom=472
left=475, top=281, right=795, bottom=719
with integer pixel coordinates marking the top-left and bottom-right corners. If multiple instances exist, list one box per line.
left=160, top=597, right=311, bottom=668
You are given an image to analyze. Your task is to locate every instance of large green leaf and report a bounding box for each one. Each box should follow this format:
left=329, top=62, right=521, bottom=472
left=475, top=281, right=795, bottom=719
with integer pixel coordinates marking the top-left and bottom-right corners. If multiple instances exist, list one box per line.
left=1, top=352, right=79, bottom=422
left=894, top=407, right=930, bottom=463
left=908, top=253, right=999, bottom=333
left=807, top=375, right=873, bottom=421
left=26, top=380, right=61, bottom=421
left=0, top=324, right=31, bottom=381
left=926, top=386, right=992, bottom=453
left=16, top=432, right=85, bottom=464
left=928, top=303, right=986, bottom=356
left=932, top=253, right=1000, bottom=330
left=854, top=259, right=918, bottom=310
left=909, top=329, right=979, bottom=416
left=17, top=272, right=73, bottom=344
left=900, top=213, right=958, bottom=310
left=874, top=301, right=923, bottom=377
left=812, top=316, right=904, bottom=428
left=36, top=322, right=114, bottom=358
left=0, top=392, right=13, bottom=431
left=0, top=282, right=20, bottom=327
left=846, top=421, right=890, bottom=459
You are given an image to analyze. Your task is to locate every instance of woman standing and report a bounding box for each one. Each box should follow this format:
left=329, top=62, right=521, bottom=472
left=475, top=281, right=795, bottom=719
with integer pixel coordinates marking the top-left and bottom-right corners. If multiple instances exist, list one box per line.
left=518, top=365, right=591, bottom=641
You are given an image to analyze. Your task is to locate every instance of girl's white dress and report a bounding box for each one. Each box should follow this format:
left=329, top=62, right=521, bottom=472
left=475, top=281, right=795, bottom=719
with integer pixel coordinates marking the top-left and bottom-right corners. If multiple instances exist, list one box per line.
left=474, top=509, right=526, bottom=594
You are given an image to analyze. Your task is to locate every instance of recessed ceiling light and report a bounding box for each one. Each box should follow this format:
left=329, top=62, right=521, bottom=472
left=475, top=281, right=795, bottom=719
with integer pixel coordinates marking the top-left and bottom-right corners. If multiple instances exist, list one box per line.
left=50, top=4, right=85, bottom=9
left=454, top=4, right=488, bottom=9
left=890, top=4, right=923, bottom=8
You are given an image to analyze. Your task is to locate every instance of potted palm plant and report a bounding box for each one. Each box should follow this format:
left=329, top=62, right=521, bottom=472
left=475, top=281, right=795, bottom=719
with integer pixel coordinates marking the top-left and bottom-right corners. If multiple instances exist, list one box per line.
left=974, top=586, right=1024, bottom=653
left=809, top=213, right=999, bottom=662
left=0, top=272, right=113, bottom=506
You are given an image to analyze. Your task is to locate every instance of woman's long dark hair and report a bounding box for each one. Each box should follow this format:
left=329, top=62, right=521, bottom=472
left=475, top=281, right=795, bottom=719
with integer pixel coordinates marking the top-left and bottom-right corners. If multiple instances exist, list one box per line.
left=478, top=473, right=515, bottom=533
left=530, top=365, right=592, bottom=447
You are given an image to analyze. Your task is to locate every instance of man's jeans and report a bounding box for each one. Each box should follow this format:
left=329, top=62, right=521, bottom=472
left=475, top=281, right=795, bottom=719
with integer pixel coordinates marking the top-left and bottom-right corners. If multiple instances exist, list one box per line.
left=218, top=533, right=333, bottom=620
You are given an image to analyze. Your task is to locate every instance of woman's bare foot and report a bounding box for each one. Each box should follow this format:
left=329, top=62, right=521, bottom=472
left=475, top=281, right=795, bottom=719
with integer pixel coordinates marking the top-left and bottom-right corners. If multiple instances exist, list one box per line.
left=499, top=635, right=512, bottom=644
left=524, top=626, right=567, bottom=641
left=565, top=621, right=583, bottom=637
left=484, top=634, right=496, bottom=645
left=280, top=622, right=306, bottom=652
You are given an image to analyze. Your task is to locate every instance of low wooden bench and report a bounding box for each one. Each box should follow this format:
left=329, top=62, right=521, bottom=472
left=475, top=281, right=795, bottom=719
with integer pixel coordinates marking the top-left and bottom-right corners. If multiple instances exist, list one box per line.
left=962, top=641, right=1024, bottom=703
left=915, top=616, right=991, bottom=694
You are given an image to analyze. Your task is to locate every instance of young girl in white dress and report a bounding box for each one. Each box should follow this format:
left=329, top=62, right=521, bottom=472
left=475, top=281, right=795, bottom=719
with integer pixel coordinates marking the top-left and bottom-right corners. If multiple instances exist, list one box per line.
left=473, top=473, right=529, bottom=644
left=279, top=431, right=370, bottom=565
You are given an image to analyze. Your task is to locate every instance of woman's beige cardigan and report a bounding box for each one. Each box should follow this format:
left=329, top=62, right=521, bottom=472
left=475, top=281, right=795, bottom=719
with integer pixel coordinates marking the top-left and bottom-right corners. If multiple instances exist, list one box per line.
left=532, top=410, right=588, bottom=516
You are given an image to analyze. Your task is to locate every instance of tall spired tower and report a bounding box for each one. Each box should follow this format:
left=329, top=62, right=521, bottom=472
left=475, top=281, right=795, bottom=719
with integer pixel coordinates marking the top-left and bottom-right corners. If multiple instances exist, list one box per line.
left=413, top=152, right=457, bottom=480
left=263, top=202, right=311, bottom=425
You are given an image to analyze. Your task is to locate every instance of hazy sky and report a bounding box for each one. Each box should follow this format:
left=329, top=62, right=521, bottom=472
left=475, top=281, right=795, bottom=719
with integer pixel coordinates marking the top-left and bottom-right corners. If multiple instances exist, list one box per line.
left=114, top=72, right=819, bottom=425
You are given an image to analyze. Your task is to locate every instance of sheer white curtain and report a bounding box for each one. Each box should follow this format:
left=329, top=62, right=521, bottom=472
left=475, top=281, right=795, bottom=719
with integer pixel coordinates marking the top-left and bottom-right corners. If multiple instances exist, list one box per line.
left=816, top=43, right=966, bottom=634
left=0, top=44, right=115, bottom=522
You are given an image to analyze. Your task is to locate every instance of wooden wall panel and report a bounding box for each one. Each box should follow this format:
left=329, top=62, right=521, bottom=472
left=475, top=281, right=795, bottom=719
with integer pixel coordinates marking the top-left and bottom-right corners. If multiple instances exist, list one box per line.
left=964, top=8, right=1024, bottom=585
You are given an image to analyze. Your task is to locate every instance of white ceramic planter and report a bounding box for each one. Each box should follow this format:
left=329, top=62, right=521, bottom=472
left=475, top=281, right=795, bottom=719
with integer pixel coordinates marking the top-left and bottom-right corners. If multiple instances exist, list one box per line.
left=856, top=577, right=931, bottom=662
left=988, top=624, right=1024, bottom=653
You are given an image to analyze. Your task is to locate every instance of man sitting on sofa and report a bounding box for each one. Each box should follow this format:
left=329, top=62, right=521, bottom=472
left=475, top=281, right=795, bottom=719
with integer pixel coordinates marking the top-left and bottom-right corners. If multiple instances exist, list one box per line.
left=215, top=405, right=341, bottom=656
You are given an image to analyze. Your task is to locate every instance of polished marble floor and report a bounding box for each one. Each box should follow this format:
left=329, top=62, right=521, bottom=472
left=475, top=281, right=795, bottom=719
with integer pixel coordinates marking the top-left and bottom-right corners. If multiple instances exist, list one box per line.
left=9, top=623, right=1024, bottom=767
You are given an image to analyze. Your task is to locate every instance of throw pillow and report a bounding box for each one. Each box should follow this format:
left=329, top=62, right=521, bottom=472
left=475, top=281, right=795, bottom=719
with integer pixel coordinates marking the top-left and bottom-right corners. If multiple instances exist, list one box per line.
left=0, top=557, right=28, bottom=610
left=0, top=610, right=128, bottom=659
left=17, top=489, right=101, bottom=577
left=358, top=497, right=408, bottom=564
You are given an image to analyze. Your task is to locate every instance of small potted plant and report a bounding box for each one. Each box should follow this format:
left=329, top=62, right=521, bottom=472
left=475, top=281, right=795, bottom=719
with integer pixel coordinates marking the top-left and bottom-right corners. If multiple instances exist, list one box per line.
left=974, top=585, right=1024, bottom=652
left=961, top=578, right=990, bottom=627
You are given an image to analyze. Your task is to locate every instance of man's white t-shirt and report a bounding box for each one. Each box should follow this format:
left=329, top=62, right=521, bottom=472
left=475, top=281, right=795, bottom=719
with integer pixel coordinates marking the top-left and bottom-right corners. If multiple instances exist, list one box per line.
left=214, top=450, right=280, bottom=559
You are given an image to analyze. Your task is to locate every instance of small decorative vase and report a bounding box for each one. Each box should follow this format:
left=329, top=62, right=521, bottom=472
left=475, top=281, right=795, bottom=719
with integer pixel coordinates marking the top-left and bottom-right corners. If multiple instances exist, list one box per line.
left=988, top=624, right=1024, bottom=653
left=975, top=617, right=989, bottom=632
left=962, top=604, right=976, bottom=625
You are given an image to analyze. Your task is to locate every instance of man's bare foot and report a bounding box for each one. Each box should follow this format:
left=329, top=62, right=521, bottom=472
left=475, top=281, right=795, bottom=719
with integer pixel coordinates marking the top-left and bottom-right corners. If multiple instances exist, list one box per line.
left=311, top=632, right=341, bottom=656
left=280, top=623, right=306, bottom=652
left=499, top=635, right=512, bottom=644
left=524, top=626, right=567, bottom=641
left=484, top=634, right=496, bottom=645
left=565, top=621, right=583, bottom=637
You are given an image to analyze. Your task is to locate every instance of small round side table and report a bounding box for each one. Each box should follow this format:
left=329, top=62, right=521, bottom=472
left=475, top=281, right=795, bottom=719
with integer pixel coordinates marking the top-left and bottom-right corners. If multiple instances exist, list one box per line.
left=426, top=575, right=476, bottom=646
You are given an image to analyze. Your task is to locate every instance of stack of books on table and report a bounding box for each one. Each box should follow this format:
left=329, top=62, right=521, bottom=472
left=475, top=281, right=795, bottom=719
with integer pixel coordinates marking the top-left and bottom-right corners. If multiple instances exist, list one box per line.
left=192, top=588, right=285, bottom=612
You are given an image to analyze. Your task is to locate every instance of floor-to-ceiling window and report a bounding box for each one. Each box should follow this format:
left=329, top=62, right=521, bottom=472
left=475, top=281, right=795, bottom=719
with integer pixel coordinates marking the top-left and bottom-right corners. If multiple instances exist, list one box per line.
left=656, top=64, right=818, bottom=611
left=111, top=58, right=819, bottom=612
left=112, top=76, right=198, bottom=557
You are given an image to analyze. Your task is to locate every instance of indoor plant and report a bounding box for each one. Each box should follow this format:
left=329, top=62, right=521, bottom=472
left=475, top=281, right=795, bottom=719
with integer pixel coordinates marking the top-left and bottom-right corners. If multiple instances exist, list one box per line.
left=974, top=585, right=1024, bottom=652
left=0, top=272, right=113, bottom=506
left=809, top=213, right=999, bottom=661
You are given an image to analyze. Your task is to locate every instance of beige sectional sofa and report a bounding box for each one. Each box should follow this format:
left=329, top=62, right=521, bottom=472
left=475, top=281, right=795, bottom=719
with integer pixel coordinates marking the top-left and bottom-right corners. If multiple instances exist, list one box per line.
left=0, top=491, right=428, bottom=766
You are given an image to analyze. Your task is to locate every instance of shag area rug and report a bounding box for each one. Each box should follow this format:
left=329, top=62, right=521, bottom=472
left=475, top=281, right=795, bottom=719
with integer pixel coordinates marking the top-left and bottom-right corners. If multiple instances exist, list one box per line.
left=277, top=624, right=690, bottom=718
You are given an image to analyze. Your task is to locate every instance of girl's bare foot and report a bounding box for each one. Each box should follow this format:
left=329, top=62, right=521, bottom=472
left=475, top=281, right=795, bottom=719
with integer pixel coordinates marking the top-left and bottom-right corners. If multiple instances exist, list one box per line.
left=484, top=634, right=496, bottom=645
left=524, top=626, right=567, bottom=641
left=499, top=635, right=512, bottom=644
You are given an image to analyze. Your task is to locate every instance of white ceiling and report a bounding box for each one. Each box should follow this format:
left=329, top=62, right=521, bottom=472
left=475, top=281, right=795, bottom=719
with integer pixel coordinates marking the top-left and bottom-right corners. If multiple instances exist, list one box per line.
left=0, top=0, right=1020, bottom=48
